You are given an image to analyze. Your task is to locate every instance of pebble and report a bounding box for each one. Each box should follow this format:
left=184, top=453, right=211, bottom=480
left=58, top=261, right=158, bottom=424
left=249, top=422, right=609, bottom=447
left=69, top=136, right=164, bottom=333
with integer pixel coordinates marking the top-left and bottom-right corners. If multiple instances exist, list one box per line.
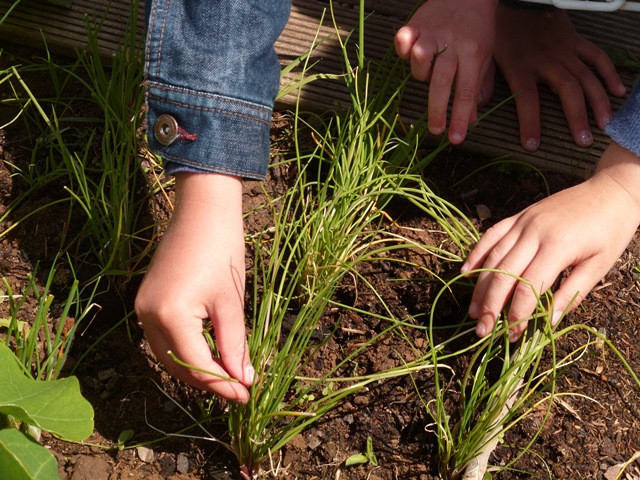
left=137, top=446, right=155, bottom=463
left=176, top=454, right=190, bottom=474
left=599, top=436, right=617, bottom=457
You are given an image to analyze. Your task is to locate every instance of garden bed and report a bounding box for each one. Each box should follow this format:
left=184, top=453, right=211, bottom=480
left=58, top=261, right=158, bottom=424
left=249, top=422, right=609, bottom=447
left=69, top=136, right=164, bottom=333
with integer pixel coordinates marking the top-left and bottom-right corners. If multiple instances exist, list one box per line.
left=1, top=16, right=640, bottom=480
left=2, top=102, right=640, bottom=479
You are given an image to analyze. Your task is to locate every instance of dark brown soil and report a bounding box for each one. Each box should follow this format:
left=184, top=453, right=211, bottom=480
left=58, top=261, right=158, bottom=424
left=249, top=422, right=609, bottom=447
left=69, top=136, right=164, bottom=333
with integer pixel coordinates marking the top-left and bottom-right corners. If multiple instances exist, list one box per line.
left=1, top=49, right=640, bottom=480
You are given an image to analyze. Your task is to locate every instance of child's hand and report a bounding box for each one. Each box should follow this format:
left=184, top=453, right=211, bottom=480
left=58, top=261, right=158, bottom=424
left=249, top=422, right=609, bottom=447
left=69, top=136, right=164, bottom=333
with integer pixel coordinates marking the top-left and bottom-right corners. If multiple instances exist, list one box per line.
left=135, top=173, right=254, bottom=403
left=494, top=6, right=626, bottom=151
left=395, top=0, right=497, bottom=144
left=463, top=143, right=640, bottom=341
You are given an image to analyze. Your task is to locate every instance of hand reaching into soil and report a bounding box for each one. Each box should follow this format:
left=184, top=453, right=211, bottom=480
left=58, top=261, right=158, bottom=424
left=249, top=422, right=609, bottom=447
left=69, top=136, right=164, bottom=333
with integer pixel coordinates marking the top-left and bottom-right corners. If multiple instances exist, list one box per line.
left=493, top=5, right=626, bottom=151
left=135, top=172, right=254, bottom=403
left=463, top=142, right=640, bottom=341
left=394, top=0, right=497, bottom=144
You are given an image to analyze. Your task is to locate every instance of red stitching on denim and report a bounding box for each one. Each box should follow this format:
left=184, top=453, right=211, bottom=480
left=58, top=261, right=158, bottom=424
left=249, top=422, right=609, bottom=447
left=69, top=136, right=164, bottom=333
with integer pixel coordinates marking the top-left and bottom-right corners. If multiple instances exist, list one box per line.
left=176, top=126, right=197, bottom=142
left=146, top=93, right=272, bottom=126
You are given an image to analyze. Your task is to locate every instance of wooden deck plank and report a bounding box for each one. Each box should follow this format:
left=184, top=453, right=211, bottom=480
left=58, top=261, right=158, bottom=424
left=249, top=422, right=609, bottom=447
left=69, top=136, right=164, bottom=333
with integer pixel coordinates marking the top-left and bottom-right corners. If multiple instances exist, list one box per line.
left=0, top=0, right=638, bottom=176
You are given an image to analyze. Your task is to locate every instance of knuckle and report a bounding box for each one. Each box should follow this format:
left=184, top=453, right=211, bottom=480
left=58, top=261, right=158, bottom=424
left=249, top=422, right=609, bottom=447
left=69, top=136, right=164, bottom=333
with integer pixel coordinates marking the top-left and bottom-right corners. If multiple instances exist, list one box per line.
left=513, top=280, right=537, bottom=300
left=431, top=68, right=454, bottom=87
left=491, top=270, right=516, bottom=290
left=454, top=85, right=477, bottom=103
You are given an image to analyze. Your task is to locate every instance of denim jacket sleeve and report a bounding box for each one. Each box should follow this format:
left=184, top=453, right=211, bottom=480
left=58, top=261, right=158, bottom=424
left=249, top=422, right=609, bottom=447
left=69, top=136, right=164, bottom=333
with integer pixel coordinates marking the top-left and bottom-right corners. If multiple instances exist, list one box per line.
left=144, top=0, right=291, bottom=180
left=605, top=82, right=640, bottom=158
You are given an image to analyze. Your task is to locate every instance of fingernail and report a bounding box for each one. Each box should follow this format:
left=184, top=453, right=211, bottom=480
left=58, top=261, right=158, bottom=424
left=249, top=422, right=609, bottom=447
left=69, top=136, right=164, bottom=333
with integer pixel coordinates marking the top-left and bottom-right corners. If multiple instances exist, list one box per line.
left=552, top=310, right=562, bottom=326
left=508, top=329, right=520, bottom=343
left=245, top=364, right=255, bottom=384
left=618, top=82, right=627, bottom=95
left=476, top=322, right=487, bottom=337
left=578, top=130, right=593, bottom=147
left=460, top=261, right=470, bottom=274
left=524, top=138, right=539, bottom=152
left=429, top=124, right=445, bottom=136
left=450, top=132, right=464, bottom=144
left=468, top=302, right=479, bottom=319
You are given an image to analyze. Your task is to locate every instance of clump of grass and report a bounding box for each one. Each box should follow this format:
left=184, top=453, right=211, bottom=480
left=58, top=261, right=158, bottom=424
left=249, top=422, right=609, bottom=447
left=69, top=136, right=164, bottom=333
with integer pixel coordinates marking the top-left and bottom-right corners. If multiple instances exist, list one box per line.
left=1, top=0, right=157, bottom=286
left=1, top=255, right=101, bottom=381
left=225, top=3, right=479, bottom=477
left=425, top=271, right=640, bottom=479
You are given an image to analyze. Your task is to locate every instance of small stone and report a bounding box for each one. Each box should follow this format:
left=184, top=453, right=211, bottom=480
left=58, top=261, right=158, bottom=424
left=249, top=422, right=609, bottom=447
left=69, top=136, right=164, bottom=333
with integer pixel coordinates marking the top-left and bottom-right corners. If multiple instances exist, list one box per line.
left=599, top=436, right=617, bottom=457
left=157, top=455, right=176, bottom=477
left=307, top=435, right=322, bottom=450
left=322, top=441, right=339, bottom=461
left=176, top=454, right=190, bottom=474
left=137, top=446, right=155, bottom=463
left=354, top=395, right=368, bottom=406
left=70, top=455, right=110, bottom=480
left=97, top=368, right=117, bottom=382
left=475, top=204, right=491, bottom=221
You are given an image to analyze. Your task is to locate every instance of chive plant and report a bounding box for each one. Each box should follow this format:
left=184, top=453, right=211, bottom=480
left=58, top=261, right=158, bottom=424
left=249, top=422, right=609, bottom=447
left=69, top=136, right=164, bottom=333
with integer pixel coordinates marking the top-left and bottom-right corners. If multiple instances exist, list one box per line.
left=426, top=272, right=640, bottom=479
left=1, top=256, right=101, bottom=381
left=225, top=3, right=479, bottom=477
left=1, top=0, right=162, bottom=284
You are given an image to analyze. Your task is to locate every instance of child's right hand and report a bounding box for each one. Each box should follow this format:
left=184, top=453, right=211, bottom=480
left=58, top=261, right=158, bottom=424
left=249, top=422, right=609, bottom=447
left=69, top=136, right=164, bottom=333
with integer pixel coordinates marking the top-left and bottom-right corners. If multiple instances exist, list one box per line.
left=135, top=172, right=254, bottom=403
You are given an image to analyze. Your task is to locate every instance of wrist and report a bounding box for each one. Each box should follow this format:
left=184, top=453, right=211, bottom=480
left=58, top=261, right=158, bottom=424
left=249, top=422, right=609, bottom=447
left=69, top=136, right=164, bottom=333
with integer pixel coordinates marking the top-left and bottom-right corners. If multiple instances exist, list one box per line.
left=174, top=172, right=243, bottom=210
left=593, top=142, right=640, bottom=214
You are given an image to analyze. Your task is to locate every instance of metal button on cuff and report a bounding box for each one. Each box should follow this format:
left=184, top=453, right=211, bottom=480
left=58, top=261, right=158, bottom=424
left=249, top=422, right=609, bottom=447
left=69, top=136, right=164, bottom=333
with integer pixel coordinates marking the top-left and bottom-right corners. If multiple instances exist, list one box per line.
left=154, top=114, right=180, bottom=146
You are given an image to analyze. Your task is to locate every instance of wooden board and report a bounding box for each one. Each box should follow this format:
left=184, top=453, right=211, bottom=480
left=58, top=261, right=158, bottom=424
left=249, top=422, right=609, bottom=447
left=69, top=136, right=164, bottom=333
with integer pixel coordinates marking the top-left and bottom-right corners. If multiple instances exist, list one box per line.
left=1, top=0, right=639, bottom=176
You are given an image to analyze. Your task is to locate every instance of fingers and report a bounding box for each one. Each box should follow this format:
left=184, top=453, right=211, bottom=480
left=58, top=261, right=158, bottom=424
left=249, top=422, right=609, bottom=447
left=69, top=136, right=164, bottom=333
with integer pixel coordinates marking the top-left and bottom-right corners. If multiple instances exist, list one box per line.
left=427, top=47, right=456, bottom=136
left=140, top=307, right=252, bottom=403
left=576, top=38, right=626, bottom=99
left=464, top=216, right=567, bottom=342
left=448, top=51, right=488, bottom=143
left=210, top=288, right=255, bottom=388
left=548, top=260, right=606, bottom=325
left=467, top=227, right=539, bottom=339
left=501, top=69, right=542, bottom=152
left=394, top=25, right=418, bottom=61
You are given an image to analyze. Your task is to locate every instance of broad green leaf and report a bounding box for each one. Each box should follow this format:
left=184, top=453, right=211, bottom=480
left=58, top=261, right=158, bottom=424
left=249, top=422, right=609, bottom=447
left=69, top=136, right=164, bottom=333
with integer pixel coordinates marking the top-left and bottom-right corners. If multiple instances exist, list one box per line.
left=0, top=343, right=93, bottom=441
left=0, top=429, right=59, bottom=480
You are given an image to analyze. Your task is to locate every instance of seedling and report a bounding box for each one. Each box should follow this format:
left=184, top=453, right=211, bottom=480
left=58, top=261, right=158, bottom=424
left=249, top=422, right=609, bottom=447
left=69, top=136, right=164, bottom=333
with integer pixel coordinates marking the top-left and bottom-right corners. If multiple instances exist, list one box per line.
left=117, top=429, right=135, bottom=451
left=345, top=436, right=378, bottom=467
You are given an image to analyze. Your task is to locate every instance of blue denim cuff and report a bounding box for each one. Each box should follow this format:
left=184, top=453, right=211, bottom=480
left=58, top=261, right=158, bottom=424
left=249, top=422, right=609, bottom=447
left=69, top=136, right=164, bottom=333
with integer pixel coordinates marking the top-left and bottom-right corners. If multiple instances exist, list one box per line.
left=606, top=81, right=640, bottom=158
left=146, top=84, right=273, bottom=179
left=144, top=0, right=291, bottom=180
